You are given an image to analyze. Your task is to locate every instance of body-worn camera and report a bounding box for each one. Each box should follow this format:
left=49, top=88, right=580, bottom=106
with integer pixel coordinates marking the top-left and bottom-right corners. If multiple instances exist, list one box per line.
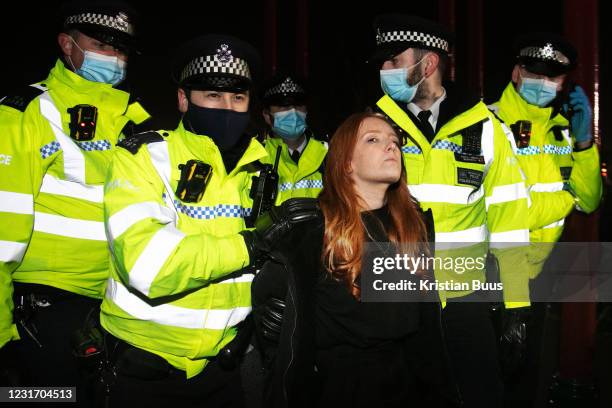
left=510, top=120, right=532, bottom=148
left=176, top=160, right=213, bottom=203
left=68, top=104, right=98, bottom=141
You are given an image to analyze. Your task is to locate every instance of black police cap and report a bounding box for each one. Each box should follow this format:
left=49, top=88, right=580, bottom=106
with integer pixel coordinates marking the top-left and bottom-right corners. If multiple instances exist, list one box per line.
left=60, top=0, right=138, bottom=53
left=514, top=32, right=577, bottom=77
left=261, top=74, right=308, bottom=107
left=370, top=14, right=453, bottom=63
left=172, top=34, right=262, bottom=93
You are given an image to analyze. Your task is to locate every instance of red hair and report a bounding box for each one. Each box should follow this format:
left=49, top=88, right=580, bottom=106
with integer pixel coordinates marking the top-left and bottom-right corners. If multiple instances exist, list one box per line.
left=319, top=112, right=429, bottom=299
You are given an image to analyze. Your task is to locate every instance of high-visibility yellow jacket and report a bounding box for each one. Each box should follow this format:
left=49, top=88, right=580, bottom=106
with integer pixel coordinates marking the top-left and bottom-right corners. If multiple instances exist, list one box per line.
left=261, top=135, right=327, bottom=204
left=490, top=83, right=602, bottom=278
left=101, top=123, right=266, bottom=378
left=0, top=59, right=149, bottom=348
left=377, top=94, right=530, bottom=307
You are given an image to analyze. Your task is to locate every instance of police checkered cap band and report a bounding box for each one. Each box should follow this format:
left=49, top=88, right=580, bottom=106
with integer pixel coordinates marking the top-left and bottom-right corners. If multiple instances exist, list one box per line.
left=376, top=30, right=449, bottom=52
left=65, top=12, right=134, bottom=35
left=519, top=43, right=570, bottom=65
left=264, top=77, right=305, bottom=98
left=180, top=55, right=251, bottom=83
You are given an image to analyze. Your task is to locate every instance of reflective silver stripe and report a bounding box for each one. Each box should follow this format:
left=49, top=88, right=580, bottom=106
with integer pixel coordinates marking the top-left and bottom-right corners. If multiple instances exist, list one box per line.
left=39, top=93, right=87, bottom=184
left=485, top=182, right=528, bottom=210
left=106, top=278, right=252, bottom=330
left=40, top=174, right=103, bottom=203
left=0, top=240, right=27, bottom=262
left=435, top=225, right=488, bottom=244
left=0, top=191, right=33, bottom=215
left=128, top=224, right=185, bottom=296
left=561, top=129, right=572, bottom=148
left=543, top=219, right=565, bottom=229
left=530, top=182, right=564, bottom=193
left=147, top=142, right=179, bottom=217
left=219, top=273, right=255, bottom=284
left=489, top=229, right=530, bottom=244
left=409, top=184, right=484, bottom=205
left=107, top=201, right=175, bottom=242
left=33, top=211, right=106, bottom=241
left=482, top=117, right=495, bottom=175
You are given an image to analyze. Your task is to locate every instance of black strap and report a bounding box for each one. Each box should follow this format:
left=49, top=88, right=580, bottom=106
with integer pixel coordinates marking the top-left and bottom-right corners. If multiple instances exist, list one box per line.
left=117, top=131, right=164, bottom=154
left=552, top=126, right=568, bottom=142
left=0, top=85, right=44, bottom=112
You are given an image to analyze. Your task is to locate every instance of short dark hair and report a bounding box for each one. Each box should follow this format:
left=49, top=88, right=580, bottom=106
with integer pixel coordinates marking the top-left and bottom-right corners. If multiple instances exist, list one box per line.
left=412, top=48, right=448, bottom=78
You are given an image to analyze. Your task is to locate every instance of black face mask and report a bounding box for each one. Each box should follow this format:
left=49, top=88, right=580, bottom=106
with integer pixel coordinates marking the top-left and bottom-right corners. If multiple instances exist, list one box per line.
left=183, top=103, right=250, bottom=151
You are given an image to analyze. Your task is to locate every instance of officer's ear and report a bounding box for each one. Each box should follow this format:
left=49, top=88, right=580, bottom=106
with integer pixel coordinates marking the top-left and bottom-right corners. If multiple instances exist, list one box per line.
left=177, top=88, right=189, bottom=113
left=58, top=33, right=74, bottom=57
left=262, top=108, right=273, bottom=127
left=511, top=65, right=522, bottom=85
left=424, top=52, right=439, bottom=79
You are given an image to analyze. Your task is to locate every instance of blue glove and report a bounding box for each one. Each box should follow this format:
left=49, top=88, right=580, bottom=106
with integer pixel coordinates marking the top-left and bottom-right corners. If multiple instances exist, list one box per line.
left=568, top=86, right=593, bottom=144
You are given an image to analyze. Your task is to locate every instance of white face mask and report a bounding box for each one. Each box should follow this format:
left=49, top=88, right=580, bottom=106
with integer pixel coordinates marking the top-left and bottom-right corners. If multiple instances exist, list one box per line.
left=68, top=38, right=126, bottom=86
left=379, top=58, right=426, bottom=103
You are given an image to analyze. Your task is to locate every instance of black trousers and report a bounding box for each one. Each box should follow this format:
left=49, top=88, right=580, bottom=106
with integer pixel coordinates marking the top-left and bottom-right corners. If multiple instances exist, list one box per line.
left=105, top=333, right=245, bottom=408
left=443, top=294, right=504, bottom=408
left=10, top=282, right=101, bottom=408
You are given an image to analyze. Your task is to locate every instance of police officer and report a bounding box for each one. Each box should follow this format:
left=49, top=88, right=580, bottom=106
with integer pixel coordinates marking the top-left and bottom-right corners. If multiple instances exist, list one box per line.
left=0, top=0, right=149, bottom=400
left=260, top=74, right=327, bottom=204
left=100, top=34, right=317, bottom=407
left=488, top=33, right=602, bottom=406
left=490, top=33, right=602, bottom=278
left=371, top=14, right=531, bottom=407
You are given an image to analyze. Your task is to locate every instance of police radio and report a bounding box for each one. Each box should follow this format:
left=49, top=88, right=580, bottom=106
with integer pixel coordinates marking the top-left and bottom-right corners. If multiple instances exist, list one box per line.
left=510, top=120, right=532, bottom=148
left=247, top=147, right=281, bottom=227
left=68, top=104, right=98, bottom=141
left=175, top=160, right=213, bottom=203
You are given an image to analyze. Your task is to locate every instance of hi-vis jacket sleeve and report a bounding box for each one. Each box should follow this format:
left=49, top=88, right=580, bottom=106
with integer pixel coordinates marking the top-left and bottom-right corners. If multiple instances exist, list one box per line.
left=527, top=149, right=575, bottom=230
left=0, top=106, right=47, bottom=347
left=569, top=144, right=602, bottom=214
left=104, top=147, right=250, bottom=300
left=485, top=118, right=531, bottom=308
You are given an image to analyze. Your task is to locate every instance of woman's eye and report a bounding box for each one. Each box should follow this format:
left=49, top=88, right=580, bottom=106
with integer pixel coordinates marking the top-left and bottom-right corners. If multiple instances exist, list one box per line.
left=367, top=137, right=378, bottom=143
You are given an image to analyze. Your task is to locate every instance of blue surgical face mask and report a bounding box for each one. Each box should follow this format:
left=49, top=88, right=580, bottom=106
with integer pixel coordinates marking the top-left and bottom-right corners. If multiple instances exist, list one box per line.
left=518, top=76, right=558, bottom=107
left=69, top=38, right=126, bottom=86
left=272, top=109, right=307, bottom=140
left=379, top=58, right=426, bottom=103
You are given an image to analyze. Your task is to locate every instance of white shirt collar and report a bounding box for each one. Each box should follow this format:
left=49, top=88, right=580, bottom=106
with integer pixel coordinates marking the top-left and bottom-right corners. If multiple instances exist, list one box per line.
left=287, top=135, right=308, bottom=156
left=406, top=87, right=447, bottom=131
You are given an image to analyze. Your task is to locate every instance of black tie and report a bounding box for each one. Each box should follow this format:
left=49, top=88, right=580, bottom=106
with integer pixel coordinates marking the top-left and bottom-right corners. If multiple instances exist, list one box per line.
left=290, top=149, right=301, bottom=164
left=417, top=110, right=435, bottom=142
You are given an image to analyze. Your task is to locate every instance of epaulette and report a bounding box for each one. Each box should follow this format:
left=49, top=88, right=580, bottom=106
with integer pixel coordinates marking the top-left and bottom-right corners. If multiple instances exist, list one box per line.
left=0, top=85, right=45, bottom=112
left=117, top=131, right=165, bottom=154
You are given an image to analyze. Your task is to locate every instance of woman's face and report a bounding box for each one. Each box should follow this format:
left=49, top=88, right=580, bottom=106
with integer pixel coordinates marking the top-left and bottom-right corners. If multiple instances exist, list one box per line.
left=350, top=117, right=402, bottom=187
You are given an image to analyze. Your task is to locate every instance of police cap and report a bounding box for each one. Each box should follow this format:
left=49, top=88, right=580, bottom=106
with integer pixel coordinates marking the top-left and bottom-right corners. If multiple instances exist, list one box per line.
left=261, top=74, right=307, bottom=107
left=60, top=0, right=138, bottom=53
left=370, top=14, right=453, bottom=63
left=172, top=34, right=262, bottom=93
left=515, top=32, right=577, bottom=77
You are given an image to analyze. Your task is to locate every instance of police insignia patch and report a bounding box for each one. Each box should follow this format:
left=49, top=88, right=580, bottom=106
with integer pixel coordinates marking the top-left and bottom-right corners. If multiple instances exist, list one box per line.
left=216, top=44, right=233, bottom=64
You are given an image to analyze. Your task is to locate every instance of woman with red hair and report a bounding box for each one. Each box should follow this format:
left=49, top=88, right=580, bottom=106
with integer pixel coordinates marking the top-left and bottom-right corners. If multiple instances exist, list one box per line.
left=252, top=112, right=457, bottom=407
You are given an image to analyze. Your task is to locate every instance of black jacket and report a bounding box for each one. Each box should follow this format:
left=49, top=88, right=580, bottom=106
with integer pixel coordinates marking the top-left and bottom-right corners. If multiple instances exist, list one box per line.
left=252, top=209, right=461, bottom=408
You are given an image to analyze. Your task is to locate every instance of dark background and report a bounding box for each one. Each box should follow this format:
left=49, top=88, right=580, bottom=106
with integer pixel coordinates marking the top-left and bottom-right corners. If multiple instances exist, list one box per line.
left=0, top=0, right=609, bottom=239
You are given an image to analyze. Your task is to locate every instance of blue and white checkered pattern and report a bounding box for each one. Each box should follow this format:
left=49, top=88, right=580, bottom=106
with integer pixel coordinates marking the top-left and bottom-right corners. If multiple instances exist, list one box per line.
left=77, top=140, right=112, bottom=152
left=543, top=145, right=572, bottom=155
left=516, top=146, right=541, bottom=156
left=279, top=179, right=324, bottom=193
left=174, top=200, right=250, bottom=220
left=432, top=140, right=463, bottom=154
left=40, top=141, right=61, bottom=159
left=401, top=145, right=422, bottom=154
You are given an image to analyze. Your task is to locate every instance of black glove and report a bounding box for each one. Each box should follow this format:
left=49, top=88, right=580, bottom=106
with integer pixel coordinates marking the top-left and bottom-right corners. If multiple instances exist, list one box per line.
left=254, top=297, right=286, bottom=344
left=499, top=306, right=531, bottom=380
left=240, top=197, right=320, bottom=265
